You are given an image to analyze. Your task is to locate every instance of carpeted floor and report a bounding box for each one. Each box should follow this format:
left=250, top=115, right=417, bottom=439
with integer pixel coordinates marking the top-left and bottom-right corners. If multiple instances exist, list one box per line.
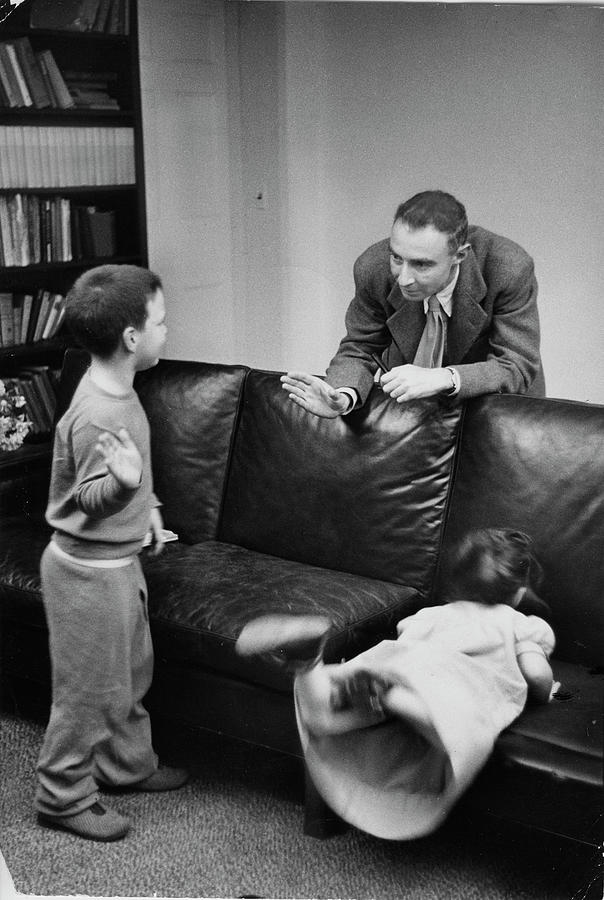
left=0, top=710, right=600, bottom=900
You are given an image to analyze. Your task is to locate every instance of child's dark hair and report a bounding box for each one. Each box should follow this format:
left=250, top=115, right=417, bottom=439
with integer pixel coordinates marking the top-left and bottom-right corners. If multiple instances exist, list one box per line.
left=447, top=528, right=543, bottom=606
left=65, top=264, right=163, bottom=358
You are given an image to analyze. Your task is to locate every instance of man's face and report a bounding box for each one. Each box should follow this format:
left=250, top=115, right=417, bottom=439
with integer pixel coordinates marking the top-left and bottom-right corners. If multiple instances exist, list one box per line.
left=389, top=221, right=468, bottom=302
left=135, top=288, right=167, bottom=370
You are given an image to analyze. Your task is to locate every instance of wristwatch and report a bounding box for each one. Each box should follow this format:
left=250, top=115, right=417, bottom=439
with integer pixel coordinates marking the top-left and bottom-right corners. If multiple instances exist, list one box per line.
left=445, top=366, right=460, bottom=396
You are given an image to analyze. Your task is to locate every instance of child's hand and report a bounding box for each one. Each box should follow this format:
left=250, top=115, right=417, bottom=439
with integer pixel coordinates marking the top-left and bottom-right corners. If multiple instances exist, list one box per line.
left=96, top=428, right=143, bottom=490
left=147, top=506, right=165, bottom=556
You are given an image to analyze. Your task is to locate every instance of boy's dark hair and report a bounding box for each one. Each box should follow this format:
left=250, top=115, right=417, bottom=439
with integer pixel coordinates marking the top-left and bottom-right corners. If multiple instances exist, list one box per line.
left=65, top=264, right=163, bottom=358
left=447, top=528, right=544, bottom=606
left=394, top=190, right=468, bottom=253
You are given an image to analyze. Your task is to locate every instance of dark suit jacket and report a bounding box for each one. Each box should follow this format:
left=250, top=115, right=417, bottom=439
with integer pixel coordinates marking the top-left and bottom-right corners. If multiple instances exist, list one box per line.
left=326, top=225, right=545, bottom=403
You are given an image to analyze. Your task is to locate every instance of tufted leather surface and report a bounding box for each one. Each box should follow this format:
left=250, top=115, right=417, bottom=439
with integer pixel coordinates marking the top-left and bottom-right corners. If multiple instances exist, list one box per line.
left=143, top=539, right=420, bottom=692
left=219, top=371, right=462, bottom=593
left=442, top=394, right=604, bottom=666
left=135, top=360, right=248, bottom=544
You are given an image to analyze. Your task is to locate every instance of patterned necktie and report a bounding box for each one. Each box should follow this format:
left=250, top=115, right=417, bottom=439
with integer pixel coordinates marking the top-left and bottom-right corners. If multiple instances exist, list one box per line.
left=413, top=295, right=446, bottom=368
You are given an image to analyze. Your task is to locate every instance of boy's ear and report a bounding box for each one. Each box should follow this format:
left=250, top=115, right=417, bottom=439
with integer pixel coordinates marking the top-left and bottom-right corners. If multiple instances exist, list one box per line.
left=122, top=325, right=138, bottom=353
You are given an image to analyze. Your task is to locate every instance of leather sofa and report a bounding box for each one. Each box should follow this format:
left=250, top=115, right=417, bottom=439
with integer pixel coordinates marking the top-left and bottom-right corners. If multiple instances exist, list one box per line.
left=0, top=350, right=602, bottom=847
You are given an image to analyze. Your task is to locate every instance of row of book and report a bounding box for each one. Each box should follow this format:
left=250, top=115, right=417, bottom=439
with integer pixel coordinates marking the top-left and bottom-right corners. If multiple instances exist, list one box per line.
left=2, top=364, right=59, bottom=435
left=0, top=290, right=65, bottom=348
left=0, top=36, right=121, bottom=111
left=30, top=0, right=130, bottom=36
left=0, top=125, right=135, bottom=188
left=0, top=193, right=117, bottom=266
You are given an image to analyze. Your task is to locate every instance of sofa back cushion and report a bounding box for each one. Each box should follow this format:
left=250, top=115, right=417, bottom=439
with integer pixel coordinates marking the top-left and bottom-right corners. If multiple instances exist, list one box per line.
left=135, top=360, right=248, bottom=543
left=442, top=394, right=604, bottom=665
left=219, top=370, right=462, bottom=593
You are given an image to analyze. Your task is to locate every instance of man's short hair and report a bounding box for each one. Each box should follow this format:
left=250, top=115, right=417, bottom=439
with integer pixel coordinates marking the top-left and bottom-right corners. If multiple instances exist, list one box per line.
left=65, top=264, right=162, bottom=358
left=394, top=190, right=468, bottom=253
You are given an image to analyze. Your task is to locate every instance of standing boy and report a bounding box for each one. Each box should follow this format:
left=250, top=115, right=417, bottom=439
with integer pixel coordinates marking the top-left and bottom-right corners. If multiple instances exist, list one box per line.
left=36, top=265, right=187, bottom=842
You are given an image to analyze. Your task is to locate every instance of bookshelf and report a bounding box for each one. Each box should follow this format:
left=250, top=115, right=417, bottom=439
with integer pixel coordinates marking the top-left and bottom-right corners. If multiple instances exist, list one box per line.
left=0, top=0, right=147, bottom=468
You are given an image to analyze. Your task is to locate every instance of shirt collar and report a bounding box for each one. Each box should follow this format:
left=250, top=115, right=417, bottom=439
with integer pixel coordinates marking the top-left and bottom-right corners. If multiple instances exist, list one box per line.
left=423, top=265, right=459, bottom=318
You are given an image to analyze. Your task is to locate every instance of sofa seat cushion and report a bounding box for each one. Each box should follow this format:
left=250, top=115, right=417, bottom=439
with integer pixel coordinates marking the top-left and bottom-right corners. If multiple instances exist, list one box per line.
left=143, top=540, right=421, bottom=693
left=497, top=659, right=603, bottom=786
left=0, top=518, right=50, bottom=628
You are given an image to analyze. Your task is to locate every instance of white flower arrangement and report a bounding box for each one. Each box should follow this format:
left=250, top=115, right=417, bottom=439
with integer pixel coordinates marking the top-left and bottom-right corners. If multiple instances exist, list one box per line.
left=0, top=378, right=32, bottom=452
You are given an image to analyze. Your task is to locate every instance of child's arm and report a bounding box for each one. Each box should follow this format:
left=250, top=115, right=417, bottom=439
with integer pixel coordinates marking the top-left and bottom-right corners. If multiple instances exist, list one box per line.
left=95, top=428, right=142, bottom=489
left=517, top=650, right=554, bottom=703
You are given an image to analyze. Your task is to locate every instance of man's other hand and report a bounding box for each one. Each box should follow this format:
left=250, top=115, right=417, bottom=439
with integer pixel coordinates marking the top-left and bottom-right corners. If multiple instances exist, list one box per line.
left=379, top=365, right=452, bottom=402
left=280, top=372, right=350, bottom=418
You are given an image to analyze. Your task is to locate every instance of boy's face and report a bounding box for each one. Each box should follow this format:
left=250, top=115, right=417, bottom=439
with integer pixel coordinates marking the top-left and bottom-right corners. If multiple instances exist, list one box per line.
left=135, top=289, right=167, bottom=370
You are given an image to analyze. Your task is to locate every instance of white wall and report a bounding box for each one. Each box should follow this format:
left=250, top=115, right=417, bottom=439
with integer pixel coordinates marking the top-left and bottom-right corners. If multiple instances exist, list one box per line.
left=138, top=0, right=240, bottom=363
left=139, top=1, right=604, bottom=403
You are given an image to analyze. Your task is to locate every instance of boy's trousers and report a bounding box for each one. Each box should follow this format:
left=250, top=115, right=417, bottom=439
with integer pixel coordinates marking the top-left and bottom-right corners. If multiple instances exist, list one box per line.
left=35, top=543, right=158, bottom=817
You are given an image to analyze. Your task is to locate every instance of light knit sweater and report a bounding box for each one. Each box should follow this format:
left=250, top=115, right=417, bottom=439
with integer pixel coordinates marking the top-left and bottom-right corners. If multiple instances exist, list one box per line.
left=46, top=371, right=158, bottom=559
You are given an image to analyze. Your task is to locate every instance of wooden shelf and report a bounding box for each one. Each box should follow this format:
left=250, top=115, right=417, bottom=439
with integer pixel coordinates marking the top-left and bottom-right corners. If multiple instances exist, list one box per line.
left=0, top=439, right=52, bottom=474
left=0, top=109, right=134, bottom=125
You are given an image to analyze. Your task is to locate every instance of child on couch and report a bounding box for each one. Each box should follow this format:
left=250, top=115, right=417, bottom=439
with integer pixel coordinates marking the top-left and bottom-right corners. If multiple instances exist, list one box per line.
left=35, top=265, right=188, bottom=842
left=236, top=528, right=555, bottom=839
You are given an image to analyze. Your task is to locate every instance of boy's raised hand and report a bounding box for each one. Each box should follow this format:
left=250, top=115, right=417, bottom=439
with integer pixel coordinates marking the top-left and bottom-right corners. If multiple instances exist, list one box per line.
left=96, top=428, right=142, bottom=490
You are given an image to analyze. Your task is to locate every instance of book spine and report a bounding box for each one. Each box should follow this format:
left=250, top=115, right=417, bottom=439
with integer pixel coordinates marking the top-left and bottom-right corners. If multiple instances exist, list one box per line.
left=4, top=43, right=33, bottom=107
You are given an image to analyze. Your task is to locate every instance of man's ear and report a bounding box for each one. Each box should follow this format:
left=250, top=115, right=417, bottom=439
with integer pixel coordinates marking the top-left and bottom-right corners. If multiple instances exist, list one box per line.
left=454, top=242, right=470, bottom=265
left=122, top=325, right=138, bottom=354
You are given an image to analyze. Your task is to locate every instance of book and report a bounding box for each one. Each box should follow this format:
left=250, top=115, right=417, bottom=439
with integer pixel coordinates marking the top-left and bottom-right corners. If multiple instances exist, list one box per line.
left=20, top=366, right=58, bottom=425
left=0, top=292, right=15, bottom=347
left=88, top=208, right=116, bottom=256
left=17, top=373, right=51, bottom=433
left=32, top=290, right=52, bottom=342
left=12, top=37, right=52, bottom=109
left=0, top=46, right=20, bottom=107
left=20, top=293, right=34, bottom=344
left=3, top=43, right=33, bottom=107
left=36, top=51, right=58, bottom=108
left=0, top=196, right=14, bottom=266
left=25, top=289, right=45, bottom=344
left=92, top=0, right=113, bottom=32
left=36, top=50, right=74, bottom=109
left=30, top=0, right=97, bottom=32
left=12, top=293, right=24, bottom=345
left=42, top=294, right=64, bottom=340
left=8, top=193, right=30, bottom=266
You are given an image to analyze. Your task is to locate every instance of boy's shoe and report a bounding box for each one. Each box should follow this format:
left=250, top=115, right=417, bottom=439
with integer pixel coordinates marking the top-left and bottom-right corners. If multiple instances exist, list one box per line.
left=131, top=765, right=189, bottom=792
left=235, top=614, right=332, bottom=670
left=37, top=801, right=129, bottom=842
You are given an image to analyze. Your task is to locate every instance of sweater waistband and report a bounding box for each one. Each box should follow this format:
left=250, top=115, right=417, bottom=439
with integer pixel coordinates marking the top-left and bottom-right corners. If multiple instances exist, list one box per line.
left=50, top=539, right=136, bottom=569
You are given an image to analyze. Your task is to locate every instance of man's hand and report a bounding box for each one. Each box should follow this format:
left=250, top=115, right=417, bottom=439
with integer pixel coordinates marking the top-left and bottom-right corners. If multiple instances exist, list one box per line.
left=96, top=428, right=142, bottom=489
left=280, top=372, right=350, bottom=418
left=147, top=506, right=165, bottom=557
left=379, top=365, right=452, bottom=402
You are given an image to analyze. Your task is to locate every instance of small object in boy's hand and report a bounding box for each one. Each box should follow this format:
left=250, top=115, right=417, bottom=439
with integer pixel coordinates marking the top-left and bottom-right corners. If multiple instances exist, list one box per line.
left=143, top=529, right=178, bottom=547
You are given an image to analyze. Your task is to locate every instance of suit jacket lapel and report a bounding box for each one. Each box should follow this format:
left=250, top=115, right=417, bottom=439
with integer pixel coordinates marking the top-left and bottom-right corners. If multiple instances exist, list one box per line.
left=446, top=248, right=488, bottom=363
left=386, top=283, right=426, bottom=363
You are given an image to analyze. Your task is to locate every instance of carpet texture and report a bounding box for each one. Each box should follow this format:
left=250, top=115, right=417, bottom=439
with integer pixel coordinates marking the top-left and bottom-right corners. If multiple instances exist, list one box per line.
left=0, top=711, right=599, bottom=899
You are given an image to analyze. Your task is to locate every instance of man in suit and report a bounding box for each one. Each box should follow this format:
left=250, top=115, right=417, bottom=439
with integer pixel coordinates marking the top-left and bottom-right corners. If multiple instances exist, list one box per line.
left=281, top=190, right=545, bottom=417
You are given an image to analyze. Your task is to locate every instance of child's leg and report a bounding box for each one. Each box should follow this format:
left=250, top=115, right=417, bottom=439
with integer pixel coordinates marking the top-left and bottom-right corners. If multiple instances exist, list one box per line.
left=35, top=551, right=156, bottom=816
left=295, top=663, right=389, bottom=736
left=92, top=559, right=158, bottom=786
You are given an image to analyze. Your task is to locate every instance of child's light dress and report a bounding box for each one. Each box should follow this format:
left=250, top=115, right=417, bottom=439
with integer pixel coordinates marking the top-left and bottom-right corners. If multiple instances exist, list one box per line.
left=296, top=600, right=555, bottom=839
